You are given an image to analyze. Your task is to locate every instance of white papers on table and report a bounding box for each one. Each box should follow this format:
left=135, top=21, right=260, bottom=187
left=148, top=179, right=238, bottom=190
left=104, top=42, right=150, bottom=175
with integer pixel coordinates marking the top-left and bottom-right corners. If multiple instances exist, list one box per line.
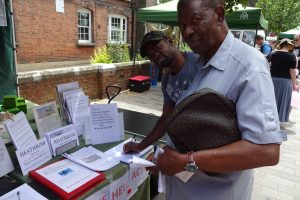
left=130, top=156, right=155, bottom=168
left=56, top=82, right=80, bottom=123
left=104, top=138, right=153, bottom=164
left=35, top=159, right=100, bottom=193
left=32, top=101, right=62, bottom=138
left=3, top=112, right=37, bottom=150
left=0, top=183, right=48, bottom=200
left=90, top=103, right=121, bottom=144
left=0, top=137, right=14, bottom=177
left=16, top=137, right=52, bottom=176
left=65, top=91, right=89, bottom=136
left=63, top=146, right=119, bottom=171
left=45, top=124, right=79, bottom=156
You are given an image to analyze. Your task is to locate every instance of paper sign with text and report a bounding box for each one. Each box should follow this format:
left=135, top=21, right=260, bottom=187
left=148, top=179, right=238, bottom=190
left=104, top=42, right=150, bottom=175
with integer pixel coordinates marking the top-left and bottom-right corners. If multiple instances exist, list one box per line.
left=16, top=137, right=52, bottom=176
left=90, top=103, right=120, bottom=145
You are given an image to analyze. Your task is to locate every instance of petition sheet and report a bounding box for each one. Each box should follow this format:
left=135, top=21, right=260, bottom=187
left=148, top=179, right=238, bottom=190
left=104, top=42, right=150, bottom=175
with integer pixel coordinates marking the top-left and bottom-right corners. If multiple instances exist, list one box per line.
left=104, top=139, right=153, bottom=164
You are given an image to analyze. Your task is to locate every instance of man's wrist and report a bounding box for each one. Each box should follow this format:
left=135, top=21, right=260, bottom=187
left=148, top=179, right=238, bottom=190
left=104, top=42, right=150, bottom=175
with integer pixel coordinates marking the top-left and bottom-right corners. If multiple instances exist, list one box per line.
left=184, top=151, right=199, bottom=172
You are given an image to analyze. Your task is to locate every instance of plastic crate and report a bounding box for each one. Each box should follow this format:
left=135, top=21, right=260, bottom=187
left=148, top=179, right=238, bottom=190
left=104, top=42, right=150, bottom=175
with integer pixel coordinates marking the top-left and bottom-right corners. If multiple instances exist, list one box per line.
left=128, top=76, right=151, bottom=93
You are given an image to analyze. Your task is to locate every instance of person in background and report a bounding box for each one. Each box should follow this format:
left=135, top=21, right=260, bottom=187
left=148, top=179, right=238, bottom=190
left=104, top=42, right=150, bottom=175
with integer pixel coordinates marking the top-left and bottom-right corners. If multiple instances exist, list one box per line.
left=268, top=38, right=297, bottom=123
left=147, top=0, right=286, bottom=200
left=256, top=34, right=272, bottom=57
left=123, top=31, right=199, bottom=153
left=293, top=33, right=300, bottom=78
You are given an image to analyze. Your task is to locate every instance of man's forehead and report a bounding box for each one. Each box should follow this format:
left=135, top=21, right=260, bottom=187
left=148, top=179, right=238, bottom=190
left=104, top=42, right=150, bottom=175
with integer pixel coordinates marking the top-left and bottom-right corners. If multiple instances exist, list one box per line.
left=178, top=1, right=209, bottom=19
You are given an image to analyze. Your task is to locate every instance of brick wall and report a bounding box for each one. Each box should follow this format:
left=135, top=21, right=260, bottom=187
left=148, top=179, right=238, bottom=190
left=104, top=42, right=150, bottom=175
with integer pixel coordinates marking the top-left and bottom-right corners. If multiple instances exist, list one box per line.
left=13, top=0, right=132, bottom=64
left=18, top=61, right=151, bottom=105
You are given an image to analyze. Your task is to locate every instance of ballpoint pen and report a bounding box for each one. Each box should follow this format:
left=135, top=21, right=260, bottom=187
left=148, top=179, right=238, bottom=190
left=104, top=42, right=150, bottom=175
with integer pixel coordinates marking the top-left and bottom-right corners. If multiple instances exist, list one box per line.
left=131, top=134, right=136, bottom=143
left=17, top=191, right=21, bottom=200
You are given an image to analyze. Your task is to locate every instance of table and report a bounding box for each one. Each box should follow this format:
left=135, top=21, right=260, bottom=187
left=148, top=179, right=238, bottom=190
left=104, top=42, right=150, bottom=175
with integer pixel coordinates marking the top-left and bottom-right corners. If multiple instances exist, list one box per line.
left=3, top=102, right=163, bottom=199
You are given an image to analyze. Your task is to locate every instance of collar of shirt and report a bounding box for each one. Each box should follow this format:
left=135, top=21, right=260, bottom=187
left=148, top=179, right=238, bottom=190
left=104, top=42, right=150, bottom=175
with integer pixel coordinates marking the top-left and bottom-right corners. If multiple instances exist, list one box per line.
left=198, top=32, right=234, bottom=71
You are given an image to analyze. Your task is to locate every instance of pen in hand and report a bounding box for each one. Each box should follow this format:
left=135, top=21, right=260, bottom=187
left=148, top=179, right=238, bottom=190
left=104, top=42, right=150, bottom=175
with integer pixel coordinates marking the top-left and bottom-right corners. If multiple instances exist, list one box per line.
left=124, top=135, right=137, bottom=154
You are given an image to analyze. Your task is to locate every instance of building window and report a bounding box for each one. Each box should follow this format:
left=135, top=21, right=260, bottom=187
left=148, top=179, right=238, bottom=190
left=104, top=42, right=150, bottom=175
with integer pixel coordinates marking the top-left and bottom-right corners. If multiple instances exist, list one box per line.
left=108, top=14, right=127, bottom=43
left=77, top=8, right=92, bottom=43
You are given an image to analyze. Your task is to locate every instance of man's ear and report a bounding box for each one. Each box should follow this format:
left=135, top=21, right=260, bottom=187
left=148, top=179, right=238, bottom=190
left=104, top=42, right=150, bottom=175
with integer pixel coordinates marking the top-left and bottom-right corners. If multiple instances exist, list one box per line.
left=215, top=5, right=225, bottom=26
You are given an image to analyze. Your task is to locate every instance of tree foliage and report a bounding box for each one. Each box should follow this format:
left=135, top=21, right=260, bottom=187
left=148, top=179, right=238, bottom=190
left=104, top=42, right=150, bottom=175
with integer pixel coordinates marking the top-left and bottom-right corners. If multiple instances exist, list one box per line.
left=256, top=0, right=300, bottom=33
left=224, top=0, right=248, bottom=11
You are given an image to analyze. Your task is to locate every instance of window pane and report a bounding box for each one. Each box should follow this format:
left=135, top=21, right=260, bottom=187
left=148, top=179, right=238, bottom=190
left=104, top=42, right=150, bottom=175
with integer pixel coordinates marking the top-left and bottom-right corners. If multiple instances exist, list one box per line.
left=109, top=16, right=126, bottom=43
left=78, top=10, right=91, bottom=42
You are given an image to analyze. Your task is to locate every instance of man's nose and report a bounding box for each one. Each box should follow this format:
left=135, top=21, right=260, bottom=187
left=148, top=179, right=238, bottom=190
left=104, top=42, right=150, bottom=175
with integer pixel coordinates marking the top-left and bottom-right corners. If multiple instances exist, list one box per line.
left=181, top=25, right=194, bottom=40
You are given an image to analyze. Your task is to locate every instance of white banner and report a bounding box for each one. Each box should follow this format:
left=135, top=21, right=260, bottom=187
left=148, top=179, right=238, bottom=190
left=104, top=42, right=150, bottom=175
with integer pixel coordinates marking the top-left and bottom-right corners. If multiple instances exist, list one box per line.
left=85, top=167, right=149, bottom=200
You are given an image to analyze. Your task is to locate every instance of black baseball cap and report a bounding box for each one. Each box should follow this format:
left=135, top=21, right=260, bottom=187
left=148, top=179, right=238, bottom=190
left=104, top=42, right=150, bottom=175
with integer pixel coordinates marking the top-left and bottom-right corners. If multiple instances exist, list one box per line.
left=140, top=31, right=168, bottom=58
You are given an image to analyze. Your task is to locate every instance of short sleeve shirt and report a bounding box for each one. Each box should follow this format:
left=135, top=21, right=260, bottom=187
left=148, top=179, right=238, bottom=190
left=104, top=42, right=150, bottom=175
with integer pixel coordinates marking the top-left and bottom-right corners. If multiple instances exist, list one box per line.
left=293, top=46, right=300, bottom=69
left=161, top=52, right=199, bottom=105
left=269, top=51, right=297, bottom=79
left=166, top=32, right=286, bottom=200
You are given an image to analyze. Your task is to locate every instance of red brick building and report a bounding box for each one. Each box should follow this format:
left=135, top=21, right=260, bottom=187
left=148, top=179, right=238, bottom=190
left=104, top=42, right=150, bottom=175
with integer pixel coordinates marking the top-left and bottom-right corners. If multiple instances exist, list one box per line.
left=13, top=0, right=134, bottom=64
left=11, top=0, right=159, bottom=104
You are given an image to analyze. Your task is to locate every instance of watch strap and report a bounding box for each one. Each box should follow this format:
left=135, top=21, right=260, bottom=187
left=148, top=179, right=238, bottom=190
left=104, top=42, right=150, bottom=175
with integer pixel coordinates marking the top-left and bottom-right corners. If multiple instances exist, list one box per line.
left=187, top=151, right=194, bottom=163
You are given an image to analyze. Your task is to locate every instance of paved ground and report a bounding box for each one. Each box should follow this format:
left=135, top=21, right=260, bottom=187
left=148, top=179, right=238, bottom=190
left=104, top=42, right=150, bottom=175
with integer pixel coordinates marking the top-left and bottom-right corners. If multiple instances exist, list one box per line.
left=100, top=83, right=300, bottom=200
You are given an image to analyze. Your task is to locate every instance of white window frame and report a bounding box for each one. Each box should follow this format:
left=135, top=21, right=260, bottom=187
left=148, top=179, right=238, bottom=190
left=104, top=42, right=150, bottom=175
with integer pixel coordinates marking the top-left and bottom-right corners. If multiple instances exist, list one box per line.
left=108, top=14, right=127, bottom=44
left=77, top=8, right=92, bottom=43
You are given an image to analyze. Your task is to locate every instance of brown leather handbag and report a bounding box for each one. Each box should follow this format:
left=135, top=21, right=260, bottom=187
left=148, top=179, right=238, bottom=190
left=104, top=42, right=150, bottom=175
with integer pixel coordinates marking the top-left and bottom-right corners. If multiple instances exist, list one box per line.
left=165, top=88, right=241, bottom=153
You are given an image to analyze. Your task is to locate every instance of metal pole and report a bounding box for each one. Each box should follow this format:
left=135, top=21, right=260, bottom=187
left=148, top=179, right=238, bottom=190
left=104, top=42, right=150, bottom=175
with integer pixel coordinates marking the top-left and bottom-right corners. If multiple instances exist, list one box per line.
left=9, top=0, right=19, bottom=96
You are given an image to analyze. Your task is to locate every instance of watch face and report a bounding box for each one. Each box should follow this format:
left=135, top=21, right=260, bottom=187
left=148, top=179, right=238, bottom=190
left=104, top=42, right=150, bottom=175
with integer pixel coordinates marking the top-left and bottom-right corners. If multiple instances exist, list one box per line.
left=185, top=162, right=198, bottom=172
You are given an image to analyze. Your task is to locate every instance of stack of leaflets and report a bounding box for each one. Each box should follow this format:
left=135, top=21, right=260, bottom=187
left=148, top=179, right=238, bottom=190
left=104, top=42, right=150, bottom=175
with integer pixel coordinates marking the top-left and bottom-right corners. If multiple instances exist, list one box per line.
left=45, top=124, right=79, bottom=156
left=32, top=101, right=62, bottom=138
left=56, top=82, right=90, bottom=137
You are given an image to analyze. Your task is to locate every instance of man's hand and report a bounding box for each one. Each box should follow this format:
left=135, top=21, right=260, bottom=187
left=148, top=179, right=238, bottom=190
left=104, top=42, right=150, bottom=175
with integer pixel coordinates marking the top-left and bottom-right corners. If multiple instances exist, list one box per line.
left=156, top=146, right=186, bottom=176
left=145, top=153, right=160, bottom=175
left=123, top=142, right=142, bottom=153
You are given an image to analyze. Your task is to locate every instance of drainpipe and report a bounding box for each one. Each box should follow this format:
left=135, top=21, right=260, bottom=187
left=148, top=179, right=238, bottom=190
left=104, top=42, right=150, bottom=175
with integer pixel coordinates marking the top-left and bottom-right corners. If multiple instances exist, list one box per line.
left=9, top=0, right=19, bottom=96
left=130, top=0, right=136, bottom=66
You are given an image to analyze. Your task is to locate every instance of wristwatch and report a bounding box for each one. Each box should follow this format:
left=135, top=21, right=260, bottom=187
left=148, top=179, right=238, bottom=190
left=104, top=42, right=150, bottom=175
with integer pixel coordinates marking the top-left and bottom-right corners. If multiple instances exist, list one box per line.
left=184, top=151, right=199, bottom=172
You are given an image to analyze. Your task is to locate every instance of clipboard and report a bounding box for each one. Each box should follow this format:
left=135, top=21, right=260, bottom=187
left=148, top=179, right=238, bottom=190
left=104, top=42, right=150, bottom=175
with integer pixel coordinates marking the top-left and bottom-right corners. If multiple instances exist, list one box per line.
left=29, top=159, right=106, bottom=200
